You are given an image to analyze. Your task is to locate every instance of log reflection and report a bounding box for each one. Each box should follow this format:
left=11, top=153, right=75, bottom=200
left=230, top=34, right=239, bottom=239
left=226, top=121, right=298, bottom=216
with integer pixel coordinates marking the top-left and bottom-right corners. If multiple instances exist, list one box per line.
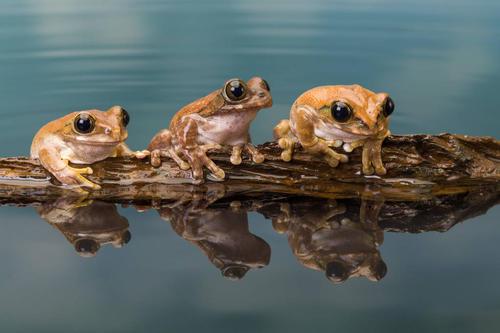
left=31, top=186, right=498, bottom=283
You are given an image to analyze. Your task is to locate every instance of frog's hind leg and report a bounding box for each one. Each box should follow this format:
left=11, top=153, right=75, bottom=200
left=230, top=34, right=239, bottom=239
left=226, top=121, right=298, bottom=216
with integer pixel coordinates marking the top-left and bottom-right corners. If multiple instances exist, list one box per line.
left=176, top=117, right=225, bottom=180
left=148, top=129, right=189, bottom=169
left=274, top=119, right=295, bottom=162
left=38, top=148, right=100, bottom=190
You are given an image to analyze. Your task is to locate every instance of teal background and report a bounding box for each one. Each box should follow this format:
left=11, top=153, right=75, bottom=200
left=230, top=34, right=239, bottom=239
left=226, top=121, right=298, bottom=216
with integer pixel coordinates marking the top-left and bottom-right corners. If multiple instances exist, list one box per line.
left=0, top=0, right=499, bottom=332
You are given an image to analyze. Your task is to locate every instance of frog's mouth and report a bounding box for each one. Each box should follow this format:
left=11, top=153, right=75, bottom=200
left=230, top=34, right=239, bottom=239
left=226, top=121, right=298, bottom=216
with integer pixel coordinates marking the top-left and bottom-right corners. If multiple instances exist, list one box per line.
left=65, top=135, right=124, bottom=146
left=330, top=120, right=389, bottom=142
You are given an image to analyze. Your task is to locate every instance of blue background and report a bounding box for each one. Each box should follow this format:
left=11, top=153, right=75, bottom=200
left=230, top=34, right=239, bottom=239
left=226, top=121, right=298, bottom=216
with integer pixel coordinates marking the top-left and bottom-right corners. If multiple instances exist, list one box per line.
left=0, top=0, right=499, bottom=332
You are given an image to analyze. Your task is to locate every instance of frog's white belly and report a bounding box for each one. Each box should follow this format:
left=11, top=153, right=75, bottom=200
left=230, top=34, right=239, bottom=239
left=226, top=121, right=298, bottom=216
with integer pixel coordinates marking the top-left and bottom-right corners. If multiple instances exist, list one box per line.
left=191, top=111, right=258, bottom=146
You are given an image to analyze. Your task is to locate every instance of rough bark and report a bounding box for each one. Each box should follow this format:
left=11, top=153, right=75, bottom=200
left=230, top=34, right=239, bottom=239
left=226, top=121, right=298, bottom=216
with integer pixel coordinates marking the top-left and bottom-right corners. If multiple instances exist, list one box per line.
left=0, top=133, right=498, bottom=204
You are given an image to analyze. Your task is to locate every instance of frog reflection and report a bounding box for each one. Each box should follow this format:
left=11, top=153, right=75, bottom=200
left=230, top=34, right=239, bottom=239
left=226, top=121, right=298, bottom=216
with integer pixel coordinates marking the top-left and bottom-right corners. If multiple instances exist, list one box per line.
left=258, top=198, right=386, bottom=284
left=37, top=198, right=131, bottom=257
left=158, top=201, right=270, bottom=280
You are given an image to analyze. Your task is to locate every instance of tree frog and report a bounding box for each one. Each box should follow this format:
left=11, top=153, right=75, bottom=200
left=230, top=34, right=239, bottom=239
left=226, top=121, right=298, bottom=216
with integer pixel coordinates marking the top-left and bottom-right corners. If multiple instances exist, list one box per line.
left=30, top=106, right=149, bottom=190
left=148, top=77, right=272, bottom=180
left=37, top=198, right=131, bottom=257
left=274, top=84, right=395, bottom=175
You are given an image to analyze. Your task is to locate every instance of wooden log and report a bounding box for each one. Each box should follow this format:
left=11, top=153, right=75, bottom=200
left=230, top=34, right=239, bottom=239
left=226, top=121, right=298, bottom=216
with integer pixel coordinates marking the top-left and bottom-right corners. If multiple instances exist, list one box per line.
left=0, top=133, right=498, bottom=204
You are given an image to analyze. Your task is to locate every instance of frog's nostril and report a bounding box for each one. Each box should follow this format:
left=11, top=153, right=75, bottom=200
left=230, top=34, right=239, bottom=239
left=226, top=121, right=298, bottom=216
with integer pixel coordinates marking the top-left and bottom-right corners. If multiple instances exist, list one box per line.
left=258, top=92, right=266, bottom=98
left=104, top=127, right=112, bottom=135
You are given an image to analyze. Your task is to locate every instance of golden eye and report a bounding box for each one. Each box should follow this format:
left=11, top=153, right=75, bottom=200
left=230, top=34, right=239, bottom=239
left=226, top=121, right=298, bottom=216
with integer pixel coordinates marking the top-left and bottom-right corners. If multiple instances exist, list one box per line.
left=330, top=101, right=352, bottom=123
left=73, top=113, right=96, bottom=134
left=224, top=79, right=247, bottom=101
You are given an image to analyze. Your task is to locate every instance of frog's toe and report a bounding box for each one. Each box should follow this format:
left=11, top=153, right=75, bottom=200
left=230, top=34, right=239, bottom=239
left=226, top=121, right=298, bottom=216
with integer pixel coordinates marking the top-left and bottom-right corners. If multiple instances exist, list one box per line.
left=338, top=153, right=349, bottom=163
left=324, top=155, right=340, bottom=168
left=281, top=150, right=292, bottom=162
left=135, top=150, right=150, bottom=159
left=230, top=154, right=242, bottom=165
left=76, top=174, right=101, bottom=190
left=71, top=166, right=93, bottom=175
left=191, top=166, right=204, bottom=180
left=178, top=160, right=191, bottom=170
left=374, top=165, right=387, bottom=176
left=204, top=159, right=226, bottom=180
left=363, top=164, right=375, bottom=175
left=252, top=152, right=265, bottom=163
left=210, top=168, right=226, bottom=181
left=150, top=150, right=162, bottom=167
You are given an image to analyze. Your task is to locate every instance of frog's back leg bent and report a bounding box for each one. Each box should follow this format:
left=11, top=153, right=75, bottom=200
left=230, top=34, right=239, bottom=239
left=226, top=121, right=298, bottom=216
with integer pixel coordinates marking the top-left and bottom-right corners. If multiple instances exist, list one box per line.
left=148, top=129, right=189, bottom=169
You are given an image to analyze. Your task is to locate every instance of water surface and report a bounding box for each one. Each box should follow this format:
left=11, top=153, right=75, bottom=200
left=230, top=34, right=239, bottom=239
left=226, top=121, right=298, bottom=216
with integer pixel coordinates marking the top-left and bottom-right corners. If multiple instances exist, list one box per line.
left=0, top=0, right=499, bottom=332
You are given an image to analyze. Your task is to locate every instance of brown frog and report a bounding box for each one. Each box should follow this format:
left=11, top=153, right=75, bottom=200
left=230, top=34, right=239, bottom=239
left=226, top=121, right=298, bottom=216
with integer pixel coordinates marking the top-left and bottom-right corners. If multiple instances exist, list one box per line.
left=258, top=198, right=386, bottom=283
left=159, top=201, right=271, bottom=280
left=148, top=77, right=272, bottom=180
left=37, top=198, right=131, bottom=258
left=274, top=84, right=395, bottom=175
left=30, top=106, right=149, bottom=189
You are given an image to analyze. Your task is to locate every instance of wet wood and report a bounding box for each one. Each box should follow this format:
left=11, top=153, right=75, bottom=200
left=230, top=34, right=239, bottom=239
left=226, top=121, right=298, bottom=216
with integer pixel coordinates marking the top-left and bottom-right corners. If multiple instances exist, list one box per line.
left=0, top=133, right=498, bottom=204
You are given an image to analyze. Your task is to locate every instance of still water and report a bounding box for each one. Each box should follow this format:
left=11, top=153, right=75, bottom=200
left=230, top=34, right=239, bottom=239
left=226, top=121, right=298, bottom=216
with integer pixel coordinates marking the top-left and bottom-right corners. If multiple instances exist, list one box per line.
left=0, top=0, right=499, bottom=332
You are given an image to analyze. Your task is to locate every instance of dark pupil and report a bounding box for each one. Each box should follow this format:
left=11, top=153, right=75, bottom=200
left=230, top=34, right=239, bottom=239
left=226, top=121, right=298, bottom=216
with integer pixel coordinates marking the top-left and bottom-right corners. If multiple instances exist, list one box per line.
left=75, top=114, right=94, bottom=133
left=122, top=109, right=130, bottom=127
left=383, top=97, right=395, bottom=116
left=326, top=261, right=348, bottom=282
left=122, top=230, right=132, bottom=244
left=75, top=239, right=98, bottom=253
left=331, top=102, right=352, bottom=122
left=228, top=81, right=245, bottom=100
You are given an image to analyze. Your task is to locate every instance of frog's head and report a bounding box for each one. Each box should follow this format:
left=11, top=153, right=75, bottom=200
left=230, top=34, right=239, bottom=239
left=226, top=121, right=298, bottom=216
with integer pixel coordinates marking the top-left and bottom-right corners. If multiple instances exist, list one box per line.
left=73, top=230, right=131, bottom=258
left=62, top=105, right=130, bottom=145
left=296, top=84, right=395, bottom=137
left=219, top=77, right=273, bottom=113
left=325, top=256, right=387, bottom=283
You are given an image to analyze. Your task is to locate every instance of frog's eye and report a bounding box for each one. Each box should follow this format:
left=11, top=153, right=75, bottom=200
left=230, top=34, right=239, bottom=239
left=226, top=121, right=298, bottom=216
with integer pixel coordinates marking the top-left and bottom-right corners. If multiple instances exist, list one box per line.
left=373, top=259, right=388, bottom=281
left=325, top=261, right=349, bottom=283
left=73, top=113, right=96, bottom=134
left=262, top=79, right=271, bottom=92
left=222, top=264, right=249, bottom=280
left=121, top=108, right=130, bottom=127
left=224, top=79, right=247, bottom=101
left=74, top=238, right=100, bottom=257
left=383, top=97, right=395, bottom=117
left=122, top=230, right=131, bottom=245
left=330, top=101, right=352, bottom=123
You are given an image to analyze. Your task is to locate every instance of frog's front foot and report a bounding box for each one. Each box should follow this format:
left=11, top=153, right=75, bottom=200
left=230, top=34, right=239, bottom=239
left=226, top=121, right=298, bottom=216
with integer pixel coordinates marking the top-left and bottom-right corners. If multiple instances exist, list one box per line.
left=180, top=146, right=225, bottom=181
left=278, top=137, right=295, bottom=162
left=55, top=165, right=101, bottom=190
left=361, top=139, right=386, bottom=175
left=230, top=144, right=264, bottom=165
left=303, top=139, right=348, bottom=168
